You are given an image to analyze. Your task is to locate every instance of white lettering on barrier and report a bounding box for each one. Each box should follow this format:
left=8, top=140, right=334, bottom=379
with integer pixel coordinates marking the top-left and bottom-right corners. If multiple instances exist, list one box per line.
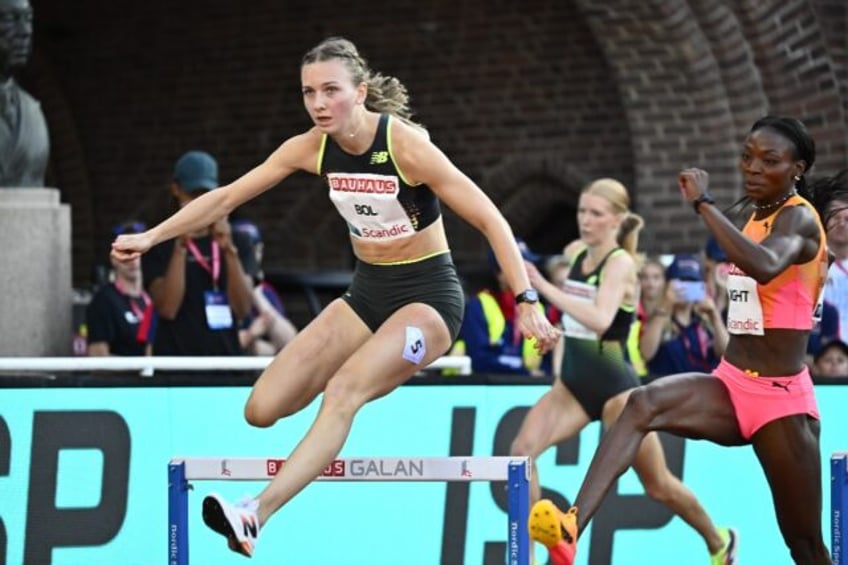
left=170, top=524, right=178, bottom=564
left=509, top=520, right=519, bottom=563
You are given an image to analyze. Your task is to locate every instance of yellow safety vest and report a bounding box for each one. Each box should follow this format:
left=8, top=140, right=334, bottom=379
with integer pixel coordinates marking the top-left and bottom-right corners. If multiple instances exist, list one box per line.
left=626, top=317, right=648, bottom=378
left=446, top=290, right=544, bottom=374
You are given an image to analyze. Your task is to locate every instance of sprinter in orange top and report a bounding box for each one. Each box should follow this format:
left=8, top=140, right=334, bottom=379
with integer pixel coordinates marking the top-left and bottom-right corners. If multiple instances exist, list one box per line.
left=529, top=116, right=837, bottom=565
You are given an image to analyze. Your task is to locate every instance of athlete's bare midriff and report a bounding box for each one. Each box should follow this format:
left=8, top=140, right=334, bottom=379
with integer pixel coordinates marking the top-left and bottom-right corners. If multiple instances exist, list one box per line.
left=350, top=216, right=449, bottom=264
left=724, top=329, right=810, bottom=376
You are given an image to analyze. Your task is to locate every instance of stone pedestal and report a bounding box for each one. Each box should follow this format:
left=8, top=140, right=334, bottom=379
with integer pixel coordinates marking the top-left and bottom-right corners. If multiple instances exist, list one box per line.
left=0, top=188, right=72, bottom=356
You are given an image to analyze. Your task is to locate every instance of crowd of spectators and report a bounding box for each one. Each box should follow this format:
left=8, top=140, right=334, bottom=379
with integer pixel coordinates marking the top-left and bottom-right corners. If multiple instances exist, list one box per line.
left=81, top=151, right=298, bottom=359
left=75, top=152, right=847, bottom=382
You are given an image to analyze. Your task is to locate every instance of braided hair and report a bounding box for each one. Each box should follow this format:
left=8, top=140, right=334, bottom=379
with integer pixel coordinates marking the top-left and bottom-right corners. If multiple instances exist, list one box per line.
left=301, top=37, right=420, bottom=125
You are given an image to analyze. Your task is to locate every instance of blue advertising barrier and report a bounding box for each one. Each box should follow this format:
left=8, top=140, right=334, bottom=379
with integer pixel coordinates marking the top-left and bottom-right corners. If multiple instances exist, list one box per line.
left=1, top=383, right=845, bottom=564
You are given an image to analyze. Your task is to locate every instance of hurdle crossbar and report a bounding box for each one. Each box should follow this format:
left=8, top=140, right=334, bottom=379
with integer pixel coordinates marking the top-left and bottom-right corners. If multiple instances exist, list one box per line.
left=168, top=456, right=530, bottom=565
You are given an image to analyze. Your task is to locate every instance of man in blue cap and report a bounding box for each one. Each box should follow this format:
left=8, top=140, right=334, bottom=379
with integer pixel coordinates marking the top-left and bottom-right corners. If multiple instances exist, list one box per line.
left=141, top=150, right=257, bottom=355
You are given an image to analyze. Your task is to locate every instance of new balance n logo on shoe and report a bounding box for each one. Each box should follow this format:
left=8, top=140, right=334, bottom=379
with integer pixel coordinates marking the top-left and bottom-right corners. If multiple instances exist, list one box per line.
left=243, top=515, right=258, bottom=539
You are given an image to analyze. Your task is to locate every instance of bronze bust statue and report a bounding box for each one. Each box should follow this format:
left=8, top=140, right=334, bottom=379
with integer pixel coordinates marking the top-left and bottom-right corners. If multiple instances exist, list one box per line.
left=0, top=0, right=49, bottom=187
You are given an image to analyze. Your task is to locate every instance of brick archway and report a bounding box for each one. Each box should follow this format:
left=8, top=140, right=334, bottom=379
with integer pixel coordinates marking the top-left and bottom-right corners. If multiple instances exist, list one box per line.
left=25, top=0, right=848, bottom=285
left=482, top=155, right=590, bottom=255
left=573, top=0, right=846, bottom=252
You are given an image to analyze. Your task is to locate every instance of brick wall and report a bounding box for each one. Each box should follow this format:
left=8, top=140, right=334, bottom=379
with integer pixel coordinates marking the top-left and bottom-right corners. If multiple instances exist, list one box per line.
left=21, top=0, right=848, bottom=310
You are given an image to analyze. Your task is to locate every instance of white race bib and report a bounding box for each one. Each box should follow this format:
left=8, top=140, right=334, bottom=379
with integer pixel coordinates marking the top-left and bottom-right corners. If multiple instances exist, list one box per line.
left=327, top=173, right=415, bottom=241
left=561, top=280, right=598, bottom=340
left=725, top=273, right=764, bottom=335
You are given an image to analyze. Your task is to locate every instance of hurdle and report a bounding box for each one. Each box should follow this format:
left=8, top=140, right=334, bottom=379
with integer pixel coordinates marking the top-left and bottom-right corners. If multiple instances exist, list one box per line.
left=168, top=456, right=530, bottom=565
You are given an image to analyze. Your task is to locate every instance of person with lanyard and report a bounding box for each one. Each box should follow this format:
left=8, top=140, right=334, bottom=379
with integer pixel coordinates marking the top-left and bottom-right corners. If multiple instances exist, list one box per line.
left=510, top=178, right=735, bottom=565
left=141, top=150, right=256, bottom=356
left=85, top=220, right=155, bottom=356
left=529, top=116, right=836, bottom=565
left=111, top=37, right=559, bottom=558
left=640, top=253, right=729, bottom=379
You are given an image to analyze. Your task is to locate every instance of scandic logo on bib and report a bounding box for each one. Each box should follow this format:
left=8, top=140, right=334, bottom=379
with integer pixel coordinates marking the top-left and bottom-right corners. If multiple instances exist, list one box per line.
left=328, top=174, right=398, bottom=194
left=360, top=224, right=411, bottom=238
left=728, top=318, right=760, bottom=332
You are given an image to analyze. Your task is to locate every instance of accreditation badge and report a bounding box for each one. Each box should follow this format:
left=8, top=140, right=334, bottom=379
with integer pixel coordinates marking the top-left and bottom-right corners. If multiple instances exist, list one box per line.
left=204, top=290, right=234, bottom=330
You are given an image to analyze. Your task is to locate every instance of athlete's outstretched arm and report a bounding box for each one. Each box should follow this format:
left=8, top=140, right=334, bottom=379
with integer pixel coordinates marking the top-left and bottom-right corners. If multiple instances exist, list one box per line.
left=112, top=132, right=320, bottom=261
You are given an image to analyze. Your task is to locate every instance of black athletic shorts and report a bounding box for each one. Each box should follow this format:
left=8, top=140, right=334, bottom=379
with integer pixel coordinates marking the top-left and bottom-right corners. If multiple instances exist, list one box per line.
left=342, top=252, right=465, bottom=341
left=561, top=338, right=640, bottom=421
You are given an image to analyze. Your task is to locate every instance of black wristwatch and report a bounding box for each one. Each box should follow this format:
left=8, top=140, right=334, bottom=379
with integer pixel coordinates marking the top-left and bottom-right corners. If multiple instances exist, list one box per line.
left=515, top=289, right=539, bottom=305
left=692, top=193, right=715, bottom=214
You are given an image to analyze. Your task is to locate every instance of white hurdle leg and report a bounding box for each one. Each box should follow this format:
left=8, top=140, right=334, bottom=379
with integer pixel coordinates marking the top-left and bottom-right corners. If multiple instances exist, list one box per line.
left=167, top=456, right=530, bottom=564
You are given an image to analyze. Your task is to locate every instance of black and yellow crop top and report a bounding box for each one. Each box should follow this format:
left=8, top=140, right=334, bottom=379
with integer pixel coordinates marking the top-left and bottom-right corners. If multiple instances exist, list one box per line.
left=317, top=113, right=441, bottom=241
left=561, top=247, right=635, bottom=341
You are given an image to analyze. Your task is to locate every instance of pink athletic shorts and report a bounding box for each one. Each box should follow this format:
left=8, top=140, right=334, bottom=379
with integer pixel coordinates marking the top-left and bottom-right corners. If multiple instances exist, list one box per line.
left=712, top=358, right=820, bottom=440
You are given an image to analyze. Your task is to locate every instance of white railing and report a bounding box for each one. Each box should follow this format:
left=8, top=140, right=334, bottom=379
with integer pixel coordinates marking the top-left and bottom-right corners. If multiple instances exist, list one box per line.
left=0, top=355, right=472, bottom=376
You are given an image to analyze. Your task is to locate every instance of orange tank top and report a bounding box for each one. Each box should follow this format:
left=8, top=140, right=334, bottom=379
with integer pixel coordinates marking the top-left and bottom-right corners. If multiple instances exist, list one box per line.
left=725, top=195, right=827, bottom=334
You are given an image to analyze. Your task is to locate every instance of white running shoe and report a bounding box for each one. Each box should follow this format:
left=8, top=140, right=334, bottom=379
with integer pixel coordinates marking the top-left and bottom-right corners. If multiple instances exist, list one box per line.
left=202, top=493, right=260, bottom=558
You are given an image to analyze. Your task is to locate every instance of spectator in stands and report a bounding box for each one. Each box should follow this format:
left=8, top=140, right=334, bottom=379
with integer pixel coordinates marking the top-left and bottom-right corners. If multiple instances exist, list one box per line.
left=111, top=36, right=559, bottom=559
left=702, top=236, right=729, bottom=317
left=85, top=220, right=154, bottom=356
left=807, top=300, right=840, bottom=369
left=637, top=256, right=667, bottom=317
left=813, top=338, right=848, bottom=379
left=627, top=255, right=667, bottom=379
left=455, top=238, right=552, bottom=376
left=231, top=219, right=298, bottom=355
left=141, top=150, right=256, bottom=355
left=640, top=253, right=728, bottom=378
left=820, top=170, right=848, bottom=341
